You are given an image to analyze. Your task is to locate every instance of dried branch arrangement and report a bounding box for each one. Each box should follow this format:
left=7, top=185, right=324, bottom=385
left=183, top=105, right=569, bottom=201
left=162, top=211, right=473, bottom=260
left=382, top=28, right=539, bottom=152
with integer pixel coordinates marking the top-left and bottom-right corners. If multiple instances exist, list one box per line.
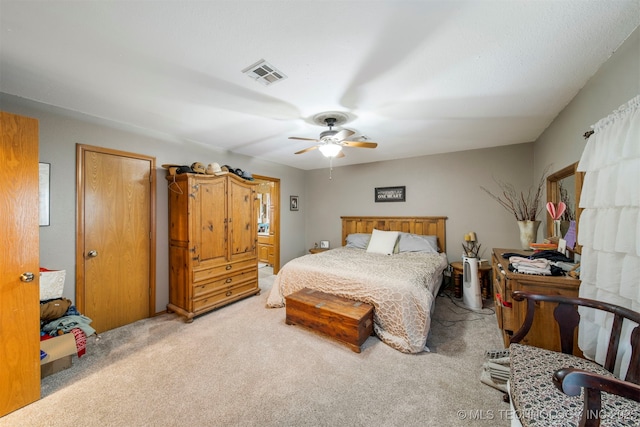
left=480, top=165, right=551, bottom=221
left=462, top=232, right=480, bottom=257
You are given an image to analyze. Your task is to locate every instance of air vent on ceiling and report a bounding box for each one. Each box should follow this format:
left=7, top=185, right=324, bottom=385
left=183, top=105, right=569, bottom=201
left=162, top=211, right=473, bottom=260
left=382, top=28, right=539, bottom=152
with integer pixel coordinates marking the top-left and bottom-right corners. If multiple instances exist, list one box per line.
left=242, top=59, right=287, bottom=86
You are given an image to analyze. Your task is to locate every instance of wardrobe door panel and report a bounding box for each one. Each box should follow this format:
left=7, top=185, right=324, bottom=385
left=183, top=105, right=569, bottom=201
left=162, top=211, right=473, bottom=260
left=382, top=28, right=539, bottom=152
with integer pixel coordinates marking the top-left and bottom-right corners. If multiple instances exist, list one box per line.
left=197, top=179, right=227, bottom=265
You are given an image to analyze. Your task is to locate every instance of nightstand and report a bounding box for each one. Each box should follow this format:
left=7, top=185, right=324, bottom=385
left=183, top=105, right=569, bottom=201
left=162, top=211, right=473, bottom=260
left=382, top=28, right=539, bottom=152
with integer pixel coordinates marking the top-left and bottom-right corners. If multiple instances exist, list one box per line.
left=450, top=261, right=492, bottom=300
left=309, top=248, right=329, bottom=254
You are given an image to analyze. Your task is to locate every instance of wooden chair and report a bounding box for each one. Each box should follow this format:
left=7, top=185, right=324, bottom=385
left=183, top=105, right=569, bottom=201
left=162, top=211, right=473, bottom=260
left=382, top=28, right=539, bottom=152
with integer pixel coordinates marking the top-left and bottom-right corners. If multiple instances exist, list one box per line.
left=508, top=290, right=640, bottom=427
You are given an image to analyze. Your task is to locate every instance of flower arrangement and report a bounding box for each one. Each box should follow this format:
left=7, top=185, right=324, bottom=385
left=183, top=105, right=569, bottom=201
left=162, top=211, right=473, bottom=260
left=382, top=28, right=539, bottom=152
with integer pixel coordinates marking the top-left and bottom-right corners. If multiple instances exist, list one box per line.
left=480, top=165, right=551, bottom=221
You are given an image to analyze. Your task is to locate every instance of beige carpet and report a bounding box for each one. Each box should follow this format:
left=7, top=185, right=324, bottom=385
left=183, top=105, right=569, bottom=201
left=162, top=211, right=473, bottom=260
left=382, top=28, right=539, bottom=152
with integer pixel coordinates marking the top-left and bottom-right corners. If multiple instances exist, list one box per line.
left=1, top=269, right=509, bottom=426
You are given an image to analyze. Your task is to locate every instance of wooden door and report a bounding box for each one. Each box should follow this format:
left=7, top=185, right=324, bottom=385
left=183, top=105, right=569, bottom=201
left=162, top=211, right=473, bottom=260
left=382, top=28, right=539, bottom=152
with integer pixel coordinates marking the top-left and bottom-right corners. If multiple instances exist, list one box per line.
left=229, top=178, right=257, bottom=261
left=0, top=112, right=40, bottom=416
left=76, top=145, right=155, bottom=333
left=253, top=175, right=280, bottom=274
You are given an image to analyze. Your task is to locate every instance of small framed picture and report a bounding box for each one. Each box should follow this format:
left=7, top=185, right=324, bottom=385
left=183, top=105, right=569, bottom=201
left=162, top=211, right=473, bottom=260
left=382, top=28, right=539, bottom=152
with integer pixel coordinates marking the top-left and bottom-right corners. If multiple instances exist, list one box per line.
left=39, top=163, right=51, bottom=226
left=375, top=186, right=406, bottom=203
left=557, top=238, right=567, bottom=255
left=290, top=195, right=299, bottom=211
left=320, top=240, right=329, bottom=249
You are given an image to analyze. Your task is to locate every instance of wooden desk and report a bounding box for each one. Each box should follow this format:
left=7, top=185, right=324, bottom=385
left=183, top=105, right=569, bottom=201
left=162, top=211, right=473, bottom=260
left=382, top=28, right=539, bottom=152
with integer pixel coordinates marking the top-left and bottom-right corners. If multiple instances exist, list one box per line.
left=492, top=248, right=581, bottom=353
left=450, top=261, right=492, bottom=300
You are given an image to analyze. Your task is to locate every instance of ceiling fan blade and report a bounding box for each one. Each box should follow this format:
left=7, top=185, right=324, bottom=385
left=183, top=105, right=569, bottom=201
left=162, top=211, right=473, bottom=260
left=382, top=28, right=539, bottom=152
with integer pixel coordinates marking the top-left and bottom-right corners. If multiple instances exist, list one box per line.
left=332, top=129, right=355, bottom=141
left=341, top=140, right=378, bottom=149
left=289, top=136, right=319, bottom=142
left=294, top=145, right=319, bottom=155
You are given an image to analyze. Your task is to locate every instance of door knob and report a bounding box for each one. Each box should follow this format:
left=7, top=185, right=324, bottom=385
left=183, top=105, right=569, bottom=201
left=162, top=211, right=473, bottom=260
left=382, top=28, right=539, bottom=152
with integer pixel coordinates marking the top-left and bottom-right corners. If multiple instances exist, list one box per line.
left=20, top=272, right=35, bottom=282
left=88, top=250, right=98, bottom=257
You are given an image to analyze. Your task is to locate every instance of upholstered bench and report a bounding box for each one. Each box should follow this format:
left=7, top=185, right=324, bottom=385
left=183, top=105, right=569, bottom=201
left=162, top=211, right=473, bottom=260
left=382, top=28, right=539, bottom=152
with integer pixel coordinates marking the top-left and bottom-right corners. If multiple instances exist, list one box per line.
left=508, top=291, right=640, bottom=427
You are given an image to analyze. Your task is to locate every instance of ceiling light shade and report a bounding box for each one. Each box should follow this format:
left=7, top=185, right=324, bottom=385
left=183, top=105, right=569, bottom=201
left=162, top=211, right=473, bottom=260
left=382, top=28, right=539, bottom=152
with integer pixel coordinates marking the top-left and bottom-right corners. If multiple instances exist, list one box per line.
left=318, top=143, right=342, bottom=158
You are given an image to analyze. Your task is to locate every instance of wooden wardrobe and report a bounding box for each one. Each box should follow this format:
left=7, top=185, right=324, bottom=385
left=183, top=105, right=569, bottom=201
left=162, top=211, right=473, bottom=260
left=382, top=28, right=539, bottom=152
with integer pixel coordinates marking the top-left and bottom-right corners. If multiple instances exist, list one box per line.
left=166, top=172, right=260, bottom=322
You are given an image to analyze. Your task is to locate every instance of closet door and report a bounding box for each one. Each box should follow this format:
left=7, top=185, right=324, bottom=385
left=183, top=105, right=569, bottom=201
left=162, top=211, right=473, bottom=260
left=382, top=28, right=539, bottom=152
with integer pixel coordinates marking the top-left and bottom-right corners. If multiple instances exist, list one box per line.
left=77, top=145, right=155, bottom=334
left=0, top=111, right=40, bottom=416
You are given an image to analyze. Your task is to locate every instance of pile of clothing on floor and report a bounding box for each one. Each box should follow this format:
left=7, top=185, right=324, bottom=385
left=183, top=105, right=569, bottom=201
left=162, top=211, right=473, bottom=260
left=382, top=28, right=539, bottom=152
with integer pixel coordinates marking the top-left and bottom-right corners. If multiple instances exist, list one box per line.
left=40, top=298, right=95, bottom=359
left=501, top=250, right=574, bottom=276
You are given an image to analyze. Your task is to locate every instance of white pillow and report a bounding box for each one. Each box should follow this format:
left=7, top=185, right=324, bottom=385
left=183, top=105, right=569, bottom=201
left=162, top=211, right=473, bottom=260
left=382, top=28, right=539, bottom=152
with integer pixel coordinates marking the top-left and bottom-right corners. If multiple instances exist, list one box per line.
left=366, top=229, right=399, bottom=255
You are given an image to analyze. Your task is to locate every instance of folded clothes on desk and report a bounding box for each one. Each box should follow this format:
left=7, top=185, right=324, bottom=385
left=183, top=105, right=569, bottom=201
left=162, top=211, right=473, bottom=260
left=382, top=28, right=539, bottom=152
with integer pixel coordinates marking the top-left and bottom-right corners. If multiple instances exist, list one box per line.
left=509, top=256, right=552, bottom=275
left=502, top=250, right=573, bottom=263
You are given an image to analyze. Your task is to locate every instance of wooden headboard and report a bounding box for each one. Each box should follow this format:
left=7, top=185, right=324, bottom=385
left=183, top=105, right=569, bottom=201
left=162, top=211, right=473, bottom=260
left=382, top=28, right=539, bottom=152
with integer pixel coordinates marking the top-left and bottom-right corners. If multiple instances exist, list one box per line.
left=341, top=216, right=447, bottom=253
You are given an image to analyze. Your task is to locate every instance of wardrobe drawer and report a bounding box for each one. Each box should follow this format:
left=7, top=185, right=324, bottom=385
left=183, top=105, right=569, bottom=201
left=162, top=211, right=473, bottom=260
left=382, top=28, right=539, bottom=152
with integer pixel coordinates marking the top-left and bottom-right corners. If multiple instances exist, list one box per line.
left=193, top=259, right=256, bottom=282
left=193, top=269, right=257, bottom=298
left=193, top=281, right=259, bottom=313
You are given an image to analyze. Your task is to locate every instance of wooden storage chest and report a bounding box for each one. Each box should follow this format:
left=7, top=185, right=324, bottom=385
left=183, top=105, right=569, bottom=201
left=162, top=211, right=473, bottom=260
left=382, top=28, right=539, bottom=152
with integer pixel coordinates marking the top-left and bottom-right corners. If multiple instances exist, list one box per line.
left=285, top=288, right=374, bottom=353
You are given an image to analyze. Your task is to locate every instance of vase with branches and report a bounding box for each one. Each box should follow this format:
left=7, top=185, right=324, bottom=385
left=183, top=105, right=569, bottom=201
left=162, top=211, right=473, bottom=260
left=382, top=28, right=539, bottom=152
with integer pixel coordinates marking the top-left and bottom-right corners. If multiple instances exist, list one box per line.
left=481, top=165, right=551, bottom=249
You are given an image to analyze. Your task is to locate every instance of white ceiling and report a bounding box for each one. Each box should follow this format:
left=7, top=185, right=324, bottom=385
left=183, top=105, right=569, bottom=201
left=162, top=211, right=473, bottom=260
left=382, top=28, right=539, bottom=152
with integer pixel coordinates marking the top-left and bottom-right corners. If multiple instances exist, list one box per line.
left=1, top=1, right=638, bottom=170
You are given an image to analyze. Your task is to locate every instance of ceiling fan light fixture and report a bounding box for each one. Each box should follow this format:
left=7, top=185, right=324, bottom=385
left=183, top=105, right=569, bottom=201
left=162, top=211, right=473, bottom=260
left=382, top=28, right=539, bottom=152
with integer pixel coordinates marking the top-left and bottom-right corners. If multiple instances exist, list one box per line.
left=312, top=112, right=350, bottom=127
left=319, top=129, right=338, bottom=139
left=318, top=143, right=342, bottom=158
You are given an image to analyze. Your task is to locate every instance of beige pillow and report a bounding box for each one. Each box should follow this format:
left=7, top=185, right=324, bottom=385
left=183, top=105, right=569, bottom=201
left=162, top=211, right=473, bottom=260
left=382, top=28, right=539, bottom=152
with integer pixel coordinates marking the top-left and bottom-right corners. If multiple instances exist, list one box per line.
left=366, top=229, right=399, bottom=255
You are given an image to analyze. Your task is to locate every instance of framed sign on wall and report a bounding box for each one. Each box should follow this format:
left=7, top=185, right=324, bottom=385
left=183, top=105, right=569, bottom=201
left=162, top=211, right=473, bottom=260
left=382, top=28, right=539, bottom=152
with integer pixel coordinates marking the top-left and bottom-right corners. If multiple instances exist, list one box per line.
left=374, top=186, right=405, bottom=203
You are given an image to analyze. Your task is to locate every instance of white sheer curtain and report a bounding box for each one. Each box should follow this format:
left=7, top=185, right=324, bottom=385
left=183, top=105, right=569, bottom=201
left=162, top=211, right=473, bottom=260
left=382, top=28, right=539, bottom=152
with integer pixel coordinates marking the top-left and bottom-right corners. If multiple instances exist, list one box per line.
left=576, top=94, right=640, bottom=378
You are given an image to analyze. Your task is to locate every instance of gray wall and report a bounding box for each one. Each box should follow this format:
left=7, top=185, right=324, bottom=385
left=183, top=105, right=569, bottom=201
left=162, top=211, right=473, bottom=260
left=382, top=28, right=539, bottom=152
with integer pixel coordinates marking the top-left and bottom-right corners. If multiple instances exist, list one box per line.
left=305, top=26, right=640, bottom=264
left=533, top=26, right=640, bottom=232
left=0, top=94, right=306, bottom=313
left=2, top=25, right=637, bottom=313
left=305, top=143, right=534, bottom=262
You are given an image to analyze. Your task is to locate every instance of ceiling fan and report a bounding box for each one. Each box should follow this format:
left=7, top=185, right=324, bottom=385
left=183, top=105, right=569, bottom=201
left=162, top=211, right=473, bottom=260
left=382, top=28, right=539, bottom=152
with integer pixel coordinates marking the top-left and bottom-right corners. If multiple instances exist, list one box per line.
left=290, top=117, right=378, bottom=158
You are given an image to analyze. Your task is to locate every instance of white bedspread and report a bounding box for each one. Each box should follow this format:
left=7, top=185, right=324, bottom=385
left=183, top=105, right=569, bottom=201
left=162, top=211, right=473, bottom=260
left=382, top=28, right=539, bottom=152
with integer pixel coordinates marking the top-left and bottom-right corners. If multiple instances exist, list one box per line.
left=266, top=247, right=448, bottom=353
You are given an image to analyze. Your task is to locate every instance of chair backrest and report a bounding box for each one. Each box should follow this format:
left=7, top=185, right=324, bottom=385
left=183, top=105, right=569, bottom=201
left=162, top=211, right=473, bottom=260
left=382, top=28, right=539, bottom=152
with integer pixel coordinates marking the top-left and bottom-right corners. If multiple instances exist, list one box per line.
left=511, top=291, right=640, bottom=384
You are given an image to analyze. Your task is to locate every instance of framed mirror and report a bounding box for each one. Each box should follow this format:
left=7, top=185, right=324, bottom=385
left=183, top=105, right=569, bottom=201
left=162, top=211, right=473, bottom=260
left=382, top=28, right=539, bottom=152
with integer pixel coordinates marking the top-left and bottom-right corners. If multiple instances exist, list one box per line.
left=546, top=161, right=584, bottom=254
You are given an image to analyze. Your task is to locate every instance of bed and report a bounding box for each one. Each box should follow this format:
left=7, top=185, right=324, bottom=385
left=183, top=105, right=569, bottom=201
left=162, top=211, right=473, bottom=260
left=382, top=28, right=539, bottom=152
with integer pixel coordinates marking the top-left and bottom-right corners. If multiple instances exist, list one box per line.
left=266, top=216, right=448, bottom=353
